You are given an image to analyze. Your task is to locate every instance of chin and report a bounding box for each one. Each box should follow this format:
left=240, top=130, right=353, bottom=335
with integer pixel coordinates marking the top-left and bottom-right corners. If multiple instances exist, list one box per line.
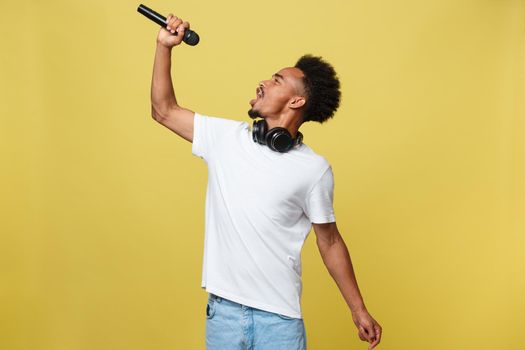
left=248, top=108, right=263, bottom=119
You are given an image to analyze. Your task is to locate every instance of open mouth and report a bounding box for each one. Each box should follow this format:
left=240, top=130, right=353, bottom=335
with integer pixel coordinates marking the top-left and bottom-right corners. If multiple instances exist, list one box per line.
left=250, top=86, right=265, bottom=106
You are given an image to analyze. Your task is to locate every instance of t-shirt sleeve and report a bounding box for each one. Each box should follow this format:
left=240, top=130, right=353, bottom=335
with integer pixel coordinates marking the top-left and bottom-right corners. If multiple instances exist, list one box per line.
left=192, top=112, right=241, bottom=161
left=304, top=166, right=336, bottom=223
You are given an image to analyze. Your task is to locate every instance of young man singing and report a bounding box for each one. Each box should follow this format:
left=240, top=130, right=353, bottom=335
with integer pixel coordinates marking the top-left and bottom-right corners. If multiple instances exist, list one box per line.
left=150, top=13, right=382, bottom=350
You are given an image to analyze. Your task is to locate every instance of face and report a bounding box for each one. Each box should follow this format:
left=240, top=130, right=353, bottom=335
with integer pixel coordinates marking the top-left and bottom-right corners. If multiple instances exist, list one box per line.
left=248, top=67, right=306, bottom=119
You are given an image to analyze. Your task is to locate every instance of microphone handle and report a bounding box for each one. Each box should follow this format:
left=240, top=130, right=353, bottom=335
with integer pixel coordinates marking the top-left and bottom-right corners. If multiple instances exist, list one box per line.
left=137, top=4, right=200, bottom=46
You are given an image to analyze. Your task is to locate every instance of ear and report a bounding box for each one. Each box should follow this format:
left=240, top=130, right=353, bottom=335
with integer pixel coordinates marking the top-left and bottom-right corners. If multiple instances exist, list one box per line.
left=288, top=96, right=306, bottom=110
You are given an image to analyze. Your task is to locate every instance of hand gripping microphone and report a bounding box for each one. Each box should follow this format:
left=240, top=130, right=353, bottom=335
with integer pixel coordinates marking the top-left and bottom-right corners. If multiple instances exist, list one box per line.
left=137, top=4, right=200, bottom=46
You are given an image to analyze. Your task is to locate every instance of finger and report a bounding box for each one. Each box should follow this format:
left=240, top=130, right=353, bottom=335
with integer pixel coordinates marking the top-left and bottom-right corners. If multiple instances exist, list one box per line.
left=181, top=21, right=190, bottom=30
left=361, top=325, right=373, bottom=342
left=175, top=24, right=186, bottom=40
left=358, top=329, right=367, bottom=341
left=168, top=18, right=182, bottom=32
left=374, top=324, right=382, bottom=342
left=368, top=325, right=381, bottom=350
left=176, top=23, right=186, bottom=34
left=364, top=324, right=376, bottom=342
left=368, top=335, right=380, bottom=350
left=165, top=14, right=175, bottom=29
left=359, top=325, right=372, bottom=342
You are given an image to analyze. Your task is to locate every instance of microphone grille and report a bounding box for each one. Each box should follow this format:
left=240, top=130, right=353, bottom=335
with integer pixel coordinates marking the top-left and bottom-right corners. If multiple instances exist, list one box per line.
left=184, top=30, right=200, bottom=46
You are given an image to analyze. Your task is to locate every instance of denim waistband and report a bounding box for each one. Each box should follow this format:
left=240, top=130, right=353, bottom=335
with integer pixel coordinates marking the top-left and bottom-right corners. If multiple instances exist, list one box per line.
left=210, top=293, right=243, bottom=307
left=209, top=293, right=224, bottom=303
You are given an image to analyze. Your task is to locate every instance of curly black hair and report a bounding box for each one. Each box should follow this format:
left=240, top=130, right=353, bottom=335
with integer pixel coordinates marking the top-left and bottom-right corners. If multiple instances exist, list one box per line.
left=295, top=55, right=341, bottom=124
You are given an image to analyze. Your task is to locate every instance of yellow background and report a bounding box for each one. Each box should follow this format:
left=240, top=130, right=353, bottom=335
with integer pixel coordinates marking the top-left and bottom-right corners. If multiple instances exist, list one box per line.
left=1, top=0, right=524, bottom=349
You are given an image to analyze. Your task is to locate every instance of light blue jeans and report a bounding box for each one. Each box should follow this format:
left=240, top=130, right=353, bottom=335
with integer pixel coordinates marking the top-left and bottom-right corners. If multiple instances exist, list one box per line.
left=205, top=293, right=307, bottom=350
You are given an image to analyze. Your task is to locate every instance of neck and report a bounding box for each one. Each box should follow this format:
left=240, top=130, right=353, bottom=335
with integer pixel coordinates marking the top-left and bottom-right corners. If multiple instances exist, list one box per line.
left=265, top=113, right=302, bottom=139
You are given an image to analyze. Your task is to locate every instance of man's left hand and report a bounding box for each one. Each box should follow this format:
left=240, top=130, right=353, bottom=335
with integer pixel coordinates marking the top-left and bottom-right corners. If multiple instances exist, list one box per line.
left=352, top=308, right=382, bottom=349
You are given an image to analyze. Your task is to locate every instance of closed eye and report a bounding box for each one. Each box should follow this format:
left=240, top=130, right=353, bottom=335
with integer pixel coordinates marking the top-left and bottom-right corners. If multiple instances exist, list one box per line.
left=272, top=73, right=284, bottom=84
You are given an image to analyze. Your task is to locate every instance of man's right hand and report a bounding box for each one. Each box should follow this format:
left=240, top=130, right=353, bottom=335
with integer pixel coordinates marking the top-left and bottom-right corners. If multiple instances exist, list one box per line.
left=156, top=13, right=190, bottom=48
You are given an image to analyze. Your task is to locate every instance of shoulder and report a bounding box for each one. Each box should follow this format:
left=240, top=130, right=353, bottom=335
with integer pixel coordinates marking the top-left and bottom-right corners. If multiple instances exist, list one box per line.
left=194, top=112, right=250, bottom=137
left=195, top=112, right=247, bottom=128
left=295, top=143, right=331, bottom=171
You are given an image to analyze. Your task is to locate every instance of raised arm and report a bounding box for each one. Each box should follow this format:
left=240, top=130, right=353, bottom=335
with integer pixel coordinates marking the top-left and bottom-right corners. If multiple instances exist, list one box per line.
left=150, top=13, right=195, bottom=142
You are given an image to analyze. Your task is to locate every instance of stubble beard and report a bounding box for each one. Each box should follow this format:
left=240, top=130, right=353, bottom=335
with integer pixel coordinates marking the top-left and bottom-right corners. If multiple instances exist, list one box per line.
left=248, top=108, right=263, bottom=119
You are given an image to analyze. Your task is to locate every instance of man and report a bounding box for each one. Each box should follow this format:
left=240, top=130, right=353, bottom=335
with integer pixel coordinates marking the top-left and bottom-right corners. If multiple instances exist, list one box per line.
left=150, top=13, right=382, bottom=350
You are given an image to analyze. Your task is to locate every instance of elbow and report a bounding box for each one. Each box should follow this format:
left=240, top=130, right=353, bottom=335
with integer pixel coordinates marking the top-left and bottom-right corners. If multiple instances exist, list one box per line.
left=151, top=104, right=170, bottom=122
left=151, top=103, right=180, bottom=121
left=151, top=105, right=162, bottom=121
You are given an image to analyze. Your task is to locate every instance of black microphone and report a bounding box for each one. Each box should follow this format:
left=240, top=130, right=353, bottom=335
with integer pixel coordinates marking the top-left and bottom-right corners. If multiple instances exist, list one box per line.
left=137, top=4, right=200, bottom=46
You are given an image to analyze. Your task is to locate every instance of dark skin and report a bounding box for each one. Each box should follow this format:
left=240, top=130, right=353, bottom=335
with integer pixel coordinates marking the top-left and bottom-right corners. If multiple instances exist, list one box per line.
left=151, top=13, right=382, bottom=349
left=248, top=67, right=306, bottom=140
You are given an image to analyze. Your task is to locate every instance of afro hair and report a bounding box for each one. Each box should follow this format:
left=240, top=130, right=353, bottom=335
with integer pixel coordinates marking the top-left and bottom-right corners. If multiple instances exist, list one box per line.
left=295, top=55, right=341, bottom=123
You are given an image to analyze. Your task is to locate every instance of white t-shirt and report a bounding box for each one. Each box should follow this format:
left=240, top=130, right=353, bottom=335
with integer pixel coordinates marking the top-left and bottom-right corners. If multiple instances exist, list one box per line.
left=191, top=112, right=336, bottom=319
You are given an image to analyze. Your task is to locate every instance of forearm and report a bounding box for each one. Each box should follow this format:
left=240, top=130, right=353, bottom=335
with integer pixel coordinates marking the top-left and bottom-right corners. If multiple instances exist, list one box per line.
left=151, top=42, right=179, bottom=117
left=317, top=232, right=367, bottom=313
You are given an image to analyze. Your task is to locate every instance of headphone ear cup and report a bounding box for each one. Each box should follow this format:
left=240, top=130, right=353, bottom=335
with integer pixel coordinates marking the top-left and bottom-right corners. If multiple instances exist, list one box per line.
left=266, top=127, right=293, bottom=153
left=295, top=131, right=303, bottom=146
left=252, top=119, right=268, bottom=145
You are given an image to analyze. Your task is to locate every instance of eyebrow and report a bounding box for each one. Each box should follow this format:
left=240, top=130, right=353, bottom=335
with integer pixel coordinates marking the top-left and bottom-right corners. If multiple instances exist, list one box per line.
left=273, top=73, right=285, bottom=81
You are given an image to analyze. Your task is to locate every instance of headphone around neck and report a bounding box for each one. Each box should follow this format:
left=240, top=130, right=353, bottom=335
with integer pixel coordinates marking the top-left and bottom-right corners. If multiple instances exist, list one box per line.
left=252, top=119, right=303, bottom=153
